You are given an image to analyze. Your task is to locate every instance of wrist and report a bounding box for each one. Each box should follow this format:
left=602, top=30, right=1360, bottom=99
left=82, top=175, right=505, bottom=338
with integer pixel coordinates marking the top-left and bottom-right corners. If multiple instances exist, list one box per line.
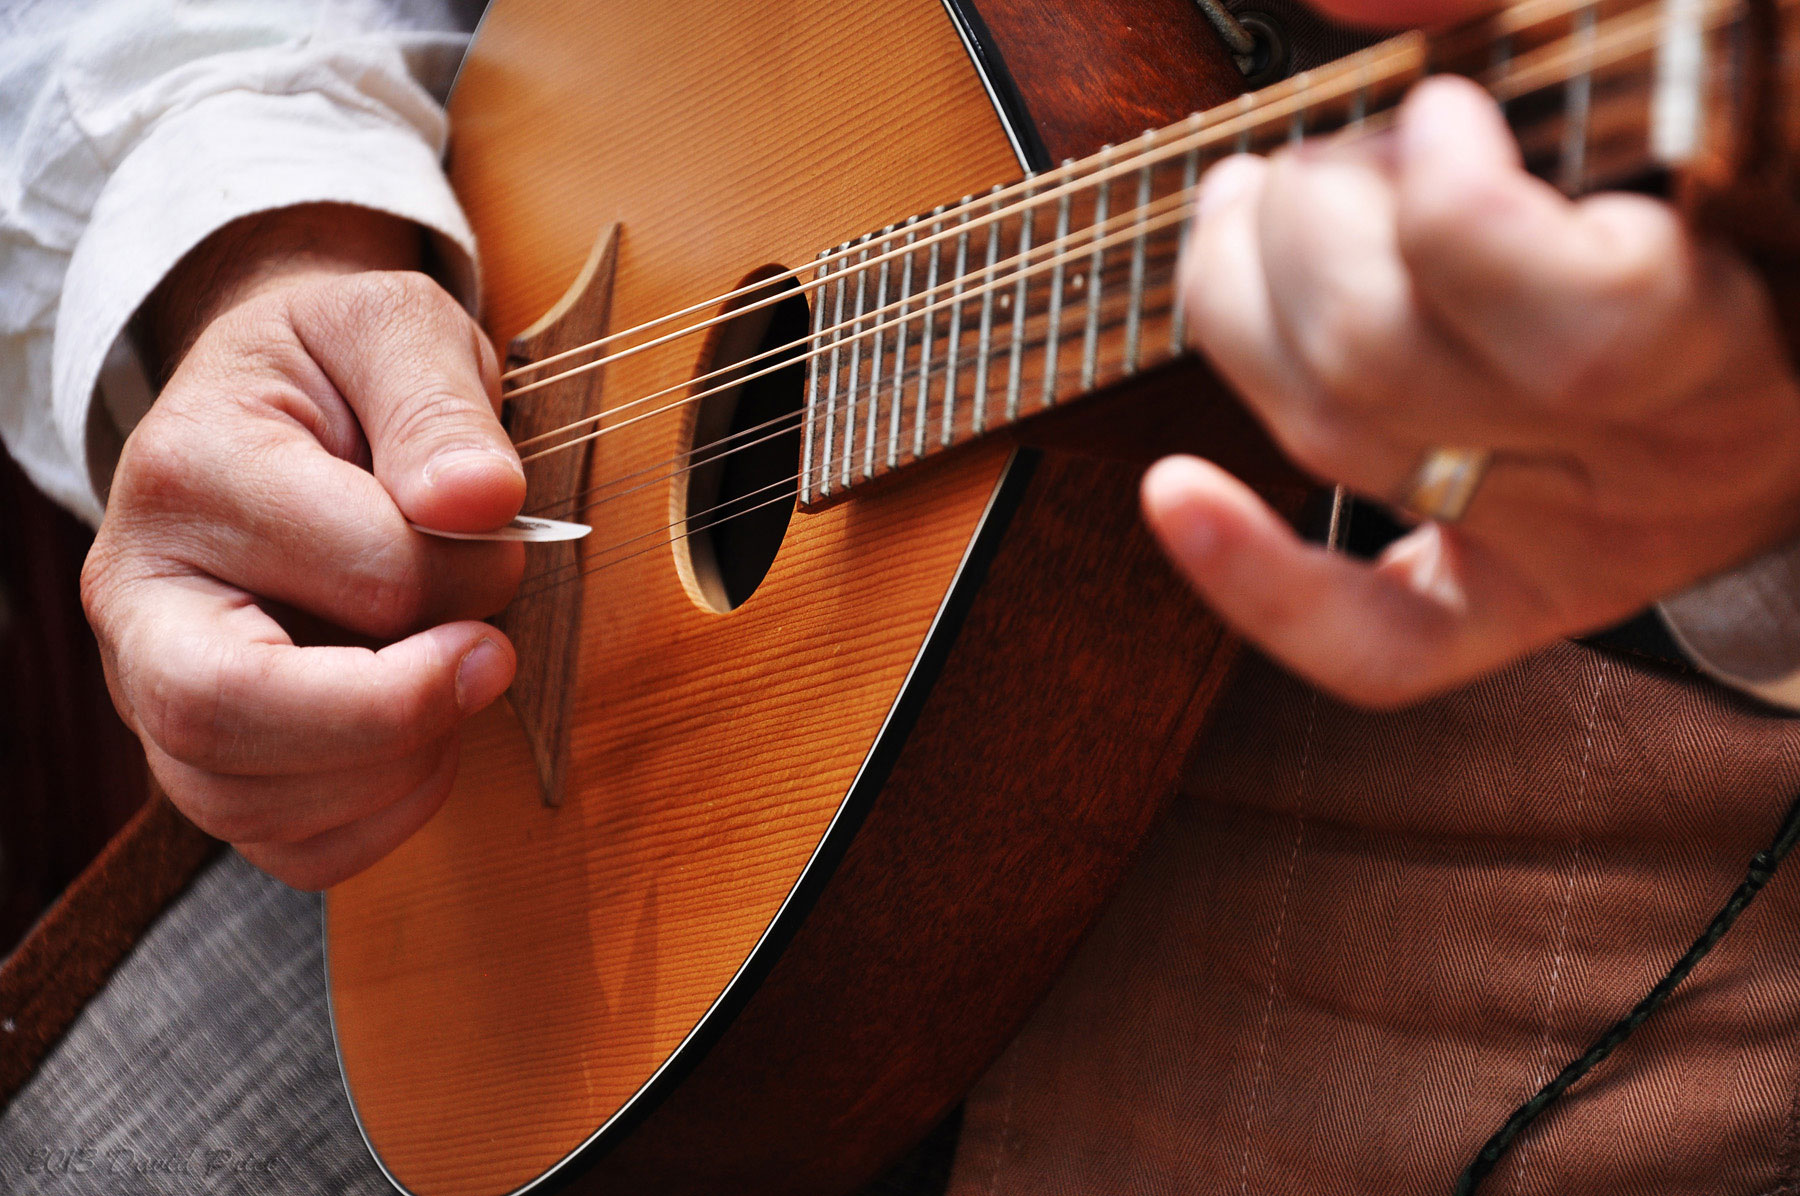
left=134, top=203, right=424, bottom=386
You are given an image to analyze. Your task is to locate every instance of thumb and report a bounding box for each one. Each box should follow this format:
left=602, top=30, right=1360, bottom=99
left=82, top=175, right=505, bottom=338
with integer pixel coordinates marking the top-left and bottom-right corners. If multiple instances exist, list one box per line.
left=1140, top=456, right=1557, bottom=707
left=291, top=271, right=525, bottom=532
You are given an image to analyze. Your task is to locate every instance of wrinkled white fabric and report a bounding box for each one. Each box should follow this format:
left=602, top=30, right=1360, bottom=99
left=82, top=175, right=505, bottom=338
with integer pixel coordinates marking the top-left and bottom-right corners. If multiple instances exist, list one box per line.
left=0, top=0, right=481, bottom=524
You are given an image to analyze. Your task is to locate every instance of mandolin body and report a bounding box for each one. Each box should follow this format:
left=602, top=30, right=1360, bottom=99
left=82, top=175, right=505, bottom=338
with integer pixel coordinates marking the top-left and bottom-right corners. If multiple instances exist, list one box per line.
left=325, top=4, right=1285, bottom=1193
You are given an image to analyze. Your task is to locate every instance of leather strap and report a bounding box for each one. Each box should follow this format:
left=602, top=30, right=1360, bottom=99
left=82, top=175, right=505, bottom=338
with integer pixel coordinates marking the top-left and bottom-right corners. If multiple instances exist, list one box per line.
left=0, top=793, right=219, bottom=1105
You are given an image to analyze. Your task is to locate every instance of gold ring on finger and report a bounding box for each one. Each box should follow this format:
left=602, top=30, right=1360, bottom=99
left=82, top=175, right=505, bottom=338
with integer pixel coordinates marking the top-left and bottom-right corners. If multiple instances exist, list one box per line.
left=1402, top=446, right=1492, bottom=524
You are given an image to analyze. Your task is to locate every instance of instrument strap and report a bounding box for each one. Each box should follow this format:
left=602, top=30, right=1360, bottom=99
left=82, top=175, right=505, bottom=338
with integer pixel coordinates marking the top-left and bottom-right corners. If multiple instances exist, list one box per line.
left=0, top=793, right=218, bottom=1106
left=1454, top=786, right=1800, bottom=1193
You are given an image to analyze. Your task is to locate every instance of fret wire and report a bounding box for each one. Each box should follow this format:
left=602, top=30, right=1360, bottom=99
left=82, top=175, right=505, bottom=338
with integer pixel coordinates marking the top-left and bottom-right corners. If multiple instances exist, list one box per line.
left=801, top=249, right=829, bottom=504
left=1082, top=148, right=1114, bottom=391
left=972, top=189, right=1004, bottom=435
left=1124, top=142, right=1155, bottom=373
left=821, top=247, right=847, bottom=497
left=1043, top=169, right=1074, bottom=408
left=888, top=222, right=916, bottom=470
left=942, top=200, right=973, bottom=448
left=1170, top=132, right=1202, bottom=355
left=915, top=207, right=945, bottom=460
left=1005, top=184, right=1036, bottom=422
left=1289, top=107, right=1306, bottom=143
left=1560, top=4, right=1598, bottom=192
left=792, top=202, right=1195, bottom=501
left=842, top=243, right=870, bottom=489
left=865, top=229, right=893, bottom=479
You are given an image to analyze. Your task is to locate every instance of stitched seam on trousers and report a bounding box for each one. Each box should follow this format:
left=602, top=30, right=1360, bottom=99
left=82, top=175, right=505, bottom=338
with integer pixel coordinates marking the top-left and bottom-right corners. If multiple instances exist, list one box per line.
left=1235, top=688, right=1319, bottom=1196
left=1509, top=657, right=1611, bottom=1196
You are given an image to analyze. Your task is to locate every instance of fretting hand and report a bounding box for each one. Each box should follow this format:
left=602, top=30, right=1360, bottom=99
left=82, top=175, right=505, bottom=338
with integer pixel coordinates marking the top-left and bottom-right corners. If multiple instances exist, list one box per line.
left=1143, top=75, right=1800, bottom=706
left=82, top=204, right=527, bottom=888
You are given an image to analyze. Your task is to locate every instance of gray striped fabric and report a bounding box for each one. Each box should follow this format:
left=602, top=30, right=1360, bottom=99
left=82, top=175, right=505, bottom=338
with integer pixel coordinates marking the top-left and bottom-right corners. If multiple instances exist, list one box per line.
left=0, top=854, right=391, bottom=1194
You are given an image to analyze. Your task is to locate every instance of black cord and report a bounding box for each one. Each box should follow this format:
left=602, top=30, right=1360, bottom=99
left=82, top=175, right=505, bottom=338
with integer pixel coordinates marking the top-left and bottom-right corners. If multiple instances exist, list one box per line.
left=1455, top=789, right=1800, bottom=1195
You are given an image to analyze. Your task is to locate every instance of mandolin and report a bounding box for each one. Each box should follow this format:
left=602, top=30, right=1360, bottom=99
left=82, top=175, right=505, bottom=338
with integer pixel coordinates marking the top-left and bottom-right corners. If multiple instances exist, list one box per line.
left=325, top=1, right=1800, bottom=1194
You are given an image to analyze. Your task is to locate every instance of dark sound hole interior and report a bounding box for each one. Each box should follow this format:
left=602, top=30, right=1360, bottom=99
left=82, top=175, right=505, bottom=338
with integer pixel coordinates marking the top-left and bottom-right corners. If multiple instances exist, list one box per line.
left=684, top=276, right=810, bottom=611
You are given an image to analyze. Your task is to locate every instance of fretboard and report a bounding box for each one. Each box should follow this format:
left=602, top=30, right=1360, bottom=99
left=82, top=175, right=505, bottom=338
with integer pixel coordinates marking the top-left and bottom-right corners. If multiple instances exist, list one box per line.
left=796, top=0, right=1750, bottom=508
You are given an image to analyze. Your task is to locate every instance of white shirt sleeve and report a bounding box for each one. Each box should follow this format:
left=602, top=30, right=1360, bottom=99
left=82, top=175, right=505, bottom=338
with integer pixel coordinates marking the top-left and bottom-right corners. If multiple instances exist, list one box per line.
left=0, top=0, right=485, bottom=525
left=1659, top=540, right=1800, bottom=710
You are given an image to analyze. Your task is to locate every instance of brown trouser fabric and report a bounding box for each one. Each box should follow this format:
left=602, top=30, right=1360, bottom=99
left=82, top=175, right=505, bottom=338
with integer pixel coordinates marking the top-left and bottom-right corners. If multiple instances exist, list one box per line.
left=949, top=641, right=1800, bottom=1196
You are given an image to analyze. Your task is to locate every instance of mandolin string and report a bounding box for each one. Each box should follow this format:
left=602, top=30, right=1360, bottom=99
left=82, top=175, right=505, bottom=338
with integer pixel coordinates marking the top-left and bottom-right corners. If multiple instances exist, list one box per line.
left=499, top=115, right=1246, bottom=391
left=548, top=472, right=802, bottom=572
left=509, top=188, right=1197, bottom=458
left=526, top=407, right=809, bottom=520
left=522, top=230, right=1180, bottom=525
left=514, top=227, right=1184, bottom=486
left=496, top=0, right=1669, bottom=406
left=511, top=484, right=807, bottom=603
left=513, top=272, right=1185, bottom=596
left=500, top=22, right=1671, bottom=465
left=498, top=75, right=1365, bottom=405
left=514, top=209, right=1196, bottom=482
left=511, top=11, right=1692, bottom=600
left=519, top=231, right=1183, bottom=532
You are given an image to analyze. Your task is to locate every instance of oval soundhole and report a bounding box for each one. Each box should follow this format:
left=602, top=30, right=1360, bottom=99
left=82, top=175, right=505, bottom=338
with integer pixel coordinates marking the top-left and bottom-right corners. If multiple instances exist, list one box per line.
left=678, top=270, right=810, bottom=613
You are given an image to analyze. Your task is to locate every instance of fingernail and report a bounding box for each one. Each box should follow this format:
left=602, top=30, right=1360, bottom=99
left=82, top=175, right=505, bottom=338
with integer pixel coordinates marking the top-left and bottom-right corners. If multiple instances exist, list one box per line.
left=425, top=446, right=524, bottom=488
left=1402, top=77, right=1494, bottom=171
left=455, top=638, right=511, bottom=713
left=1196, top=155, right=1263, bottom=222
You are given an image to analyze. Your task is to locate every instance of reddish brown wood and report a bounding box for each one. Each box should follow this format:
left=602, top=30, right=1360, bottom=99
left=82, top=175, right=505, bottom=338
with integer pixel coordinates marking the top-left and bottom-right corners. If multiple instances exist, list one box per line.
left=1011, top=359, right=1305, bottom=484
left=965, top=0, right=1246, bottom=161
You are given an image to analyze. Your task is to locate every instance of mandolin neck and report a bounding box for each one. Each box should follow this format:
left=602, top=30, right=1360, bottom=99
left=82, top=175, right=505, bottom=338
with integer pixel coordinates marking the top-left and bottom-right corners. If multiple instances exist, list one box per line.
left=796, top=0, right=1792, bottom=509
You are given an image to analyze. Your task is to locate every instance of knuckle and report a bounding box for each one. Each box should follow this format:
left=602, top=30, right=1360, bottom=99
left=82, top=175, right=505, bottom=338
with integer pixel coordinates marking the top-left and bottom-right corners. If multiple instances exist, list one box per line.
left=183, top=787, right=282, bottom=845
left=1293, top=291, right=1406, bottom=405
left=136, top=647, right=232, bottom=768
left=373, top=680, right=443, bottom=759
left=1401, top=165, right=1525, bottom=266
left=345, top=269, right=465, bottom=332
left=385, top=382, right=484, bottom=447
left=1585, top=202, right=1685, bottom=304
left=342, top=555, right=430, bottom=638
left=78, top=540, right=122, bottom=632
left=114, top=417, right=204, bottom=510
